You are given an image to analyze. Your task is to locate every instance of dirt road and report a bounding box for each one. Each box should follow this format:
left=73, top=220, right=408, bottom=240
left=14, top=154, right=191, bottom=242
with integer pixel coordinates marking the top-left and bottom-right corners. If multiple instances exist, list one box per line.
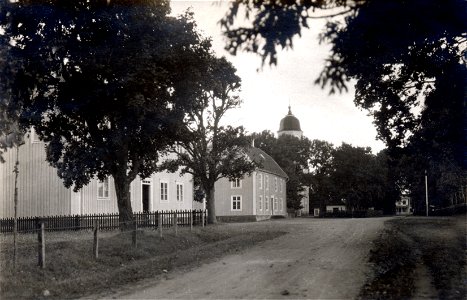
left=110, top=217, right=390, bottom=299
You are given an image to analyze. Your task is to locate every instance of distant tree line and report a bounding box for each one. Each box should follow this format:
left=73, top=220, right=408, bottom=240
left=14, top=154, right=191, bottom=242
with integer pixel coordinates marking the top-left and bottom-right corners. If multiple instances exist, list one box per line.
left=251, top=131, right=398, bottom=214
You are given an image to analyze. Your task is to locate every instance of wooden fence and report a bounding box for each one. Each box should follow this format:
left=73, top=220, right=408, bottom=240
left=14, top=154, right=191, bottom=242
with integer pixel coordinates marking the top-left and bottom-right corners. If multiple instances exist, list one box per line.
left=0, top=210, right=207, bottom=233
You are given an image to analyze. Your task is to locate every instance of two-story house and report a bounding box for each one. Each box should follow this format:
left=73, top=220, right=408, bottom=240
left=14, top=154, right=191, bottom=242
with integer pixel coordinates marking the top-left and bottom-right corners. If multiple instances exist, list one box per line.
left=214, top=147, right=288, bottom=222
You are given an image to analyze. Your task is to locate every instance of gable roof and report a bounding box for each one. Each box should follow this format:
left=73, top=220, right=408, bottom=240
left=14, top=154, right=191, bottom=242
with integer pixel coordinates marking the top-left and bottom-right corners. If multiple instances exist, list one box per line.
left=247, top=147, right=288, bottom=179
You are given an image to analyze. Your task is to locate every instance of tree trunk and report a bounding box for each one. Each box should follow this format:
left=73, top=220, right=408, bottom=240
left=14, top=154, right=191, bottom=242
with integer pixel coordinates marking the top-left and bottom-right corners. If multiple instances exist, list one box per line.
left=206, top=186, right=217, bottom=224
left=13, top=145, right=19, bottom=268
left=114, top=176, right=133, bottom=230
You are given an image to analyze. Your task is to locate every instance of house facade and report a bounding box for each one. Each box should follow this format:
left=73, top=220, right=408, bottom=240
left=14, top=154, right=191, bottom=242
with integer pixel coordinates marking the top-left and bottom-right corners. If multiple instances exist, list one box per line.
left=395, top=195, right=412, bottom=215
left=214, top=147, right=288, bottom=222
left=0, top=133, right=193, bottom=218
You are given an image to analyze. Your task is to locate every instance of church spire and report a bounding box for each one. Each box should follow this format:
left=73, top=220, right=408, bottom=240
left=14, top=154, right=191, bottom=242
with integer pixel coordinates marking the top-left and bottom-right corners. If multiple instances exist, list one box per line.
left=288, top=105, right=292, bottom=115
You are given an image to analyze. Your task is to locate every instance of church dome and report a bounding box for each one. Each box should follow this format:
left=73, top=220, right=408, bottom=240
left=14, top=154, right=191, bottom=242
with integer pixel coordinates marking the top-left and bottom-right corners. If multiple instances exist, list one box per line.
left=279, top=106, right=302, bottom=132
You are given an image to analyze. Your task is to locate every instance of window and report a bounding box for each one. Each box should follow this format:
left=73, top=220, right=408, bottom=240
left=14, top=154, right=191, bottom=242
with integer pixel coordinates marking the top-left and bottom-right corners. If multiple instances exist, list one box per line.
left=273, top=196, right=277, bottom=211
left=176, top=144, right=184, bottom=154
left=160, top=181, right=168, bottom=201
left=265, top=175, right=269, bottom=190
left=176, top=183, right=183, bottom=202
left=30, top=127, right=41, bottom=144
left=97, top=178, right=109, bottom=199
left=265, top=196, right=269, bottom=210
left=231, top=178, right=242, bottom=189
left=231, top=195, right=242, bottom=211
left=279, top=198, right=283, bottom=211
left=274, top=178, right=278, bottom=192
left=259, top=173, right=263, bottom=189
left=280, top=180, right=282, bottom=192
left=259, top=195, right=263, bottom=211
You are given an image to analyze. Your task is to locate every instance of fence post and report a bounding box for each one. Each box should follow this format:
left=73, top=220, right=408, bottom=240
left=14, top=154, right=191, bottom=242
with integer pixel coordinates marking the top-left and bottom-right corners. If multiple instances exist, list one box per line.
left=173, top=212, right=178, bottom=236
left=158, top=213, right=163, bottom=238
left=37, top=222, right=45, bottom=269
left=190, top=210, right=193, bottom=232
left=132, top=220, right=137, bottom=248
left=202, top=209, right=205, bottom=228
left=93, top=220, right=99, bottom=259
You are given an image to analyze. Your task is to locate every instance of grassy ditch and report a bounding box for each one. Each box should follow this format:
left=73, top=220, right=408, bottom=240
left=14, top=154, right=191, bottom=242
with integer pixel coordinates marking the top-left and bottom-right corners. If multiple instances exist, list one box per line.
left=0, top=223, right=286, bottom=299
left=359, top=215, right=466, bottom=299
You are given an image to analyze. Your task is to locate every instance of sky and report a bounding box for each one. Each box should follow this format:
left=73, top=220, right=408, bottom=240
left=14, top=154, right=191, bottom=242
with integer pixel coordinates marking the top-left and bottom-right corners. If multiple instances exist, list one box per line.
left=171, top=1, right=386, bottom=152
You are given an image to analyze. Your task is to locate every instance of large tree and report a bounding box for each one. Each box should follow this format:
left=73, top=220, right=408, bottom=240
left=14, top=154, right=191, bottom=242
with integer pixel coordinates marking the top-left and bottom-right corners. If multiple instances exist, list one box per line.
left=161, top=56, right=257, bottom=224
left=330, top=143, right=392, bottom=211
left=0, top=0, right=213, bottom=226
left=308, top=141, right=398, bottom=213
left=308, top=139, right=334, bottom=212
left=221, top=0, right=466, bottom=209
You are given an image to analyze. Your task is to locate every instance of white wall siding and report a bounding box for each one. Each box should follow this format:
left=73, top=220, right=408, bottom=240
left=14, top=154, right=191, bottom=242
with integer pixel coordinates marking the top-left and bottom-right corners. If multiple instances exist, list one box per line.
left=0, top=138, right=194, bottom=218
left=0, top=141, right=71, bottom=218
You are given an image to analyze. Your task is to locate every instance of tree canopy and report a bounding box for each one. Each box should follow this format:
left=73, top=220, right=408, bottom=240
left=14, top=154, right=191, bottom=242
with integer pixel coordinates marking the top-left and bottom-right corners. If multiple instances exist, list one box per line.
left=309, top=141, right=398, bottom=213
left=161, top=56, right=257, bottom=223
left=0, top=0, right=213, bottom=225
left=222, top=0, right=466, bottom=211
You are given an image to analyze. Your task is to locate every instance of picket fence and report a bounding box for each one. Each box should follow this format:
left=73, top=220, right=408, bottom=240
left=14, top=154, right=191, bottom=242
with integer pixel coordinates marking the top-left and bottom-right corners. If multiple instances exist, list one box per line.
left=0, top=210, right=207, bottom=233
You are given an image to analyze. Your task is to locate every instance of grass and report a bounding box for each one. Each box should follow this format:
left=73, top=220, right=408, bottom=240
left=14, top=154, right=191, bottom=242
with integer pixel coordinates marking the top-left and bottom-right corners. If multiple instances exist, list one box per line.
left=359, top=215, right=466, bottom=299
left=0, top=223, right=286, bottom=299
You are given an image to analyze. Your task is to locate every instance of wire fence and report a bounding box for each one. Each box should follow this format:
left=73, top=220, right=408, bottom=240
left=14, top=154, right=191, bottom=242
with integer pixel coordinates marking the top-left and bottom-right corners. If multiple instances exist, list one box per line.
left=1, top=210, right=207, bottom=269
left=0, top=210, right=207, bottom=233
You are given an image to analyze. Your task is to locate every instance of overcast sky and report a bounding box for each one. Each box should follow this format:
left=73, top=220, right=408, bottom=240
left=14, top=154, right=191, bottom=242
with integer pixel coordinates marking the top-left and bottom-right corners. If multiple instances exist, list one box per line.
left=171, top=0, right=385, bottom=152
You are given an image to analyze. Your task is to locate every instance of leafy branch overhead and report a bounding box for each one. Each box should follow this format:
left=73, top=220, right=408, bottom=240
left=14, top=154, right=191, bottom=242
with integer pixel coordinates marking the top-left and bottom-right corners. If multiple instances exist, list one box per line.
left=222, top=0, right=466, bottom=210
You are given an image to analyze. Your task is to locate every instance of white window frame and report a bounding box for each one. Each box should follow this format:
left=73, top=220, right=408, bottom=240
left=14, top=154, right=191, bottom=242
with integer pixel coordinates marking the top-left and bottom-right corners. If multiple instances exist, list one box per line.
left=160, top=181, right=169, bottom=202
left=280, top=180, right=282, bottom=192
left=231, top=178, right=242, bottom=189
left=274, top=178, right=278, bottom=192
left=259, top=173, right=263, bottom=190
left=97, top=177, right=110, bottom=200
left=259, top=195, right=263, bottom=211
left=273, top=196, right=277, bottom=211
left=265, top=195, right=269, bottom=210
left=231, top=195, right=242, bottom=211
left=30, top=127, right=41, bottom=144
left=279, top=197, right=283, bottom=211
left=265, top=175, right=269, bottom=190
left=176, top=183, right=184, bottom=202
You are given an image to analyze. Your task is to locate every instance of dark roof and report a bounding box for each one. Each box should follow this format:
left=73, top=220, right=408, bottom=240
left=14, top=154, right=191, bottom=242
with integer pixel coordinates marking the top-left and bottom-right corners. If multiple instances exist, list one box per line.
left=278, top=106, right=302, bottom=132
left=247, top=147, right=288, bottom=179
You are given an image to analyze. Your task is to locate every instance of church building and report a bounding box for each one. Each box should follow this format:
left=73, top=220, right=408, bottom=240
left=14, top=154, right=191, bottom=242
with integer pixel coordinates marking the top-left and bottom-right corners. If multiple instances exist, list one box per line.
left=278, top=106, right=303, bottom=138
left=277, top=106, right=310, bottom=216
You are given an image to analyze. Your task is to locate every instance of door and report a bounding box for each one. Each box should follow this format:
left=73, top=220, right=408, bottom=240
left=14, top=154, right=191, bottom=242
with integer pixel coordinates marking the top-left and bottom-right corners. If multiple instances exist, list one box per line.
left=142, top=184, right=150, bottom=212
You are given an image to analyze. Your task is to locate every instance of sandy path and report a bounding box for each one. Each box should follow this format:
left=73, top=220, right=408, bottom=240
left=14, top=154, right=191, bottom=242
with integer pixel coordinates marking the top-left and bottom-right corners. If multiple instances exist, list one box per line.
left=109, top=217, right=389, bottom=299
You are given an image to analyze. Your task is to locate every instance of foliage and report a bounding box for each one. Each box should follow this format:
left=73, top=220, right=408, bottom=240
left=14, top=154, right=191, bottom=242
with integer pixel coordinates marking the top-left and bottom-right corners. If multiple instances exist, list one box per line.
left=0, top=0, right=213, bottom=225
left=161, top=56, right=257, bottom=223
left=222, top=0, right=466, bottom=210
left=331, top=143, right=389, bottom=210
left=220, top=0, right=359, bottom=66
left=308, top=141, right=398, bottom=213
left=252, top=130, right=312, bottom=210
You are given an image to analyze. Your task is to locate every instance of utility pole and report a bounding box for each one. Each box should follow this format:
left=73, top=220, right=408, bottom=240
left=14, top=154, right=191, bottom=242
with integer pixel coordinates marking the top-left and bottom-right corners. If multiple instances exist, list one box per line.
left=425, top=170, right=429, bottom=217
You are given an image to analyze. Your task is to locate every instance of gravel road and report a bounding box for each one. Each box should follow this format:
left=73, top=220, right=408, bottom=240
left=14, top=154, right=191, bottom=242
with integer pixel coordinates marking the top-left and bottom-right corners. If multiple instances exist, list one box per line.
left=111, top=217, right=390, bottom=299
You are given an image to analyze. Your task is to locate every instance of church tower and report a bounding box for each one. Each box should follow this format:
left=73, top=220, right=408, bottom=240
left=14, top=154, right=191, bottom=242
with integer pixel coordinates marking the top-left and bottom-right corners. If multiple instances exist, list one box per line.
left=278, top=106, right=303, bottom=138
